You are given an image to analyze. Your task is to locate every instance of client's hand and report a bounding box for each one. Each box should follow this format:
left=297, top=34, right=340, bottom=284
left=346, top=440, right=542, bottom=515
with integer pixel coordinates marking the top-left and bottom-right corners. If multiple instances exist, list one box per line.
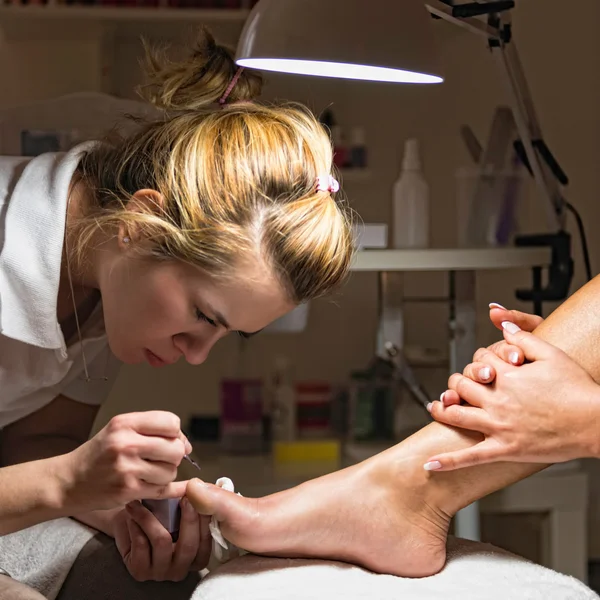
left=441, top=304, right=544, bottom=407
left=425, top=322, right=600, bottom=470
left=114, top=498, right=211, bottom=582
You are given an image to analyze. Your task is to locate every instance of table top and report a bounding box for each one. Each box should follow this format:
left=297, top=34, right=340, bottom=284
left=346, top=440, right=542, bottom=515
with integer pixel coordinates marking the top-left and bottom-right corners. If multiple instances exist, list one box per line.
left=351, top=247, right=552, bottom=272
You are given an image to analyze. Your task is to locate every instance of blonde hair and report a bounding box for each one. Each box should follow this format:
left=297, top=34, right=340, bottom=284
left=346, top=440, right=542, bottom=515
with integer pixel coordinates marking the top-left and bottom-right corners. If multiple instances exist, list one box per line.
left=77, top=30, right=355, bottom=303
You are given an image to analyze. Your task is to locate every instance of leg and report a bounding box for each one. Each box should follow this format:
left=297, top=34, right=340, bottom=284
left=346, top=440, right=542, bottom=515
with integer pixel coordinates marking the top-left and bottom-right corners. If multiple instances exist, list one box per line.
left=449, top=269, right=480, bottom=540
left=187, top=275, right=600, bottom=577
left=0, top=575, right=46, bottom=600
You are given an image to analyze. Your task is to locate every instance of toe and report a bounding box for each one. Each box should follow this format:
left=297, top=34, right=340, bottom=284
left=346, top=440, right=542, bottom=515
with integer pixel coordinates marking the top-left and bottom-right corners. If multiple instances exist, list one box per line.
left=185, top=479, right=265, bottom=551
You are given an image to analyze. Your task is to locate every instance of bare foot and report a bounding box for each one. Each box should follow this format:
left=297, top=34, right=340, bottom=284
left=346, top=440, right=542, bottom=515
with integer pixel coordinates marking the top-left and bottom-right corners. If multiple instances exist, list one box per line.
left=186, top=444, right=451, bottom=578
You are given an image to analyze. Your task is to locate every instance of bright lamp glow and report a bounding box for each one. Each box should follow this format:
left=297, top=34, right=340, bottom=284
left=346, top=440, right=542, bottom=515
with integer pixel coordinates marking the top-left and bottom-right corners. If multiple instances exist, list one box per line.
left=235, top=1, right=444, bottom=86
left=236, top=58, right=443, bottom=84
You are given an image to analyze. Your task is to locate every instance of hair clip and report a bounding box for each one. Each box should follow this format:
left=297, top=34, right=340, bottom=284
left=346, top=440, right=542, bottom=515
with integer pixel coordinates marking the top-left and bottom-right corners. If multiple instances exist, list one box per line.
left=316, top=175, right=340, bottom=193
left=219, top=66, right=245, bottom=106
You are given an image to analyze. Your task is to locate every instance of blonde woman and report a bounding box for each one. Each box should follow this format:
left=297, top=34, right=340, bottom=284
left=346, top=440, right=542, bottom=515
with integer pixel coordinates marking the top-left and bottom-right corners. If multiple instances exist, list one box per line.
left=0, top=32, right=353, bottom=599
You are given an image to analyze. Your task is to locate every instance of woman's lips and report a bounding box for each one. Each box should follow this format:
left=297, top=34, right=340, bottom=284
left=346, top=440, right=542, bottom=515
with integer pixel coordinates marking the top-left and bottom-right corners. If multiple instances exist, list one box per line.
left=144, top=349, right=167, bottom=368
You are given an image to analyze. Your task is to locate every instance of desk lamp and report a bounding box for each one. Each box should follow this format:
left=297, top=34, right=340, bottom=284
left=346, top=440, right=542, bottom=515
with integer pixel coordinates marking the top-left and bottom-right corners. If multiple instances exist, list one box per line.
left=235, top=0, right=589, bottom=310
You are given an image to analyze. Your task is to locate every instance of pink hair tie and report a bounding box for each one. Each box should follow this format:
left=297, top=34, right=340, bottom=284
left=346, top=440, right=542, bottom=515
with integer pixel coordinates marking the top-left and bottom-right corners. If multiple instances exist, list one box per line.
left=316, top=175, right=340, bottom=193
left=219, top=66, right=245, bottom=106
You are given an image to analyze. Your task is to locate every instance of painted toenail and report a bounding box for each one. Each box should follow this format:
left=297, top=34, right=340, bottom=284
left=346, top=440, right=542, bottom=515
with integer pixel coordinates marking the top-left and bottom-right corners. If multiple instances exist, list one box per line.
left=424, top=461, right=442, bottom=471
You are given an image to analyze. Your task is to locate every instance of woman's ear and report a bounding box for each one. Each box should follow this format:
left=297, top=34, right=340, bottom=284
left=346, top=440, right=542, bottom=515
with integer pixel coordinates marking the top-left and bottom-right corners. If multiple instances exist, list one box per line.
left=118, top=189, right=165, bottom=250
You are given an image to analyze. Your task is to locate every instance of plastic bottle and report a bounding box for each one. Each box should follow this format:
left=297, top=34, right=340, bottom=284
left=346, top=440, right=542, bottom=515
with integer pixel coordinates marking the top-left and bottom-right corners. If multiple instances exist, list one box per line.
left=271, top=356, right=296, bottom=442
left=392, top=138, right=430, bottom=249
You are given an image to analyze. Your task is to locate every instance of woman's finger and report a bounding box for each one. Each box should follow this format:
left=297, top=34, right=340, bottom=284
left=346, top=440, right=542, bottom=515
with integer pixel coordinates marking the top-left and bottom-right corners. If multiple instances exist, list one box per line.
left=489, top=342, right=524, bottom=366
left=429, top=402, right=493, bottom=434
left=138, top=461, right=179, bottom=486
left=126, top=501, right=173, bottom=581
left=462, top=361, right=497, bottom=384
left=192, top=515, right=213, bottom=571
left=472, top=339, right=523, bottom=368
left=114, top=514, right=132, bottom=561
left=447, top=373, right=490, bottom=408
left=501, top=323, right=559, bottom=363
left=439, top=390, right=460, bottom=407
left=489, top=305, right=544, bottom=333
left=423, top=439, right=505, bottom=472
left=172, top=498, right=200, bottom=580
left=126, top=513, right=152, bottom=582
left=137, top=436, right=187, bottom=465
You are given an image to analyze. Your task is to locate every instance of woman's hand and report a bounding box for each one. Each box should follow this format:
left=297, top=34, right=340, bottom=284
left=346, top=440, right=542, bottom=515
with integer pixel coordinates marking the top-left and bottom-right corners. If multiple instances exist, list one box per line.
left=114, top=498, right=212, bottom=582
left=64, top=411, right=191, bottom=512
left=441, top=304, right=543, bottom=407
left=425, top=322, right=600, bottom=470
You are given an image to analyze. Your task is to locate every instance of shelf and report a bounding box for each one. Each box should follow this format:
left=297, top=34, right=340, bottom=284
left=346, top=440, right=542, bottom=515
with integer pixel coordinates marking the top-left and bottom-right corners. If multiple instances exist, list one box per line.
left=0, top=5, right=250, bottom=40
left=351, top=247, right=552, bottom=272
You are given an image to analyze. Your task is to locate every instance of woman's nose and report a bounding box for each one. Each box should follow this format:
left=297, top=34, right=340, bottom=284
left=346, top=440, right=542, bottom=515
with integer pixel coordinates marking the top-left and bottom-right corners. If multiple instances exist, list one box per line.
left=173, top=333, right=219, bottom=366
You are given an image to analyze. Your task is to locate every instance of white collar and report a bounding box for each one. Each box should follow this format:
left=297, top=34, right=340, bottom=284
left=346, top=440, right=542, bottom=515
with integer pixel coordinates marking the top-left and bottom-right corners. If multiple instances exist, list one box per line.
left=0, top=143, right=96, bottom=351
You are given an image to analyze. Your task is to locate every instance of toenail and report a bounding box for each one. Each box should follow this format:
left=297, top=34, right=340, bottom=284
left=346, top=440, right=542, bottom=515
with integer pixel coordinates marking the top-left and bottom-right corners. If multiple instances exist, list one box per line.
left=424, top=461, right=442, bottom=471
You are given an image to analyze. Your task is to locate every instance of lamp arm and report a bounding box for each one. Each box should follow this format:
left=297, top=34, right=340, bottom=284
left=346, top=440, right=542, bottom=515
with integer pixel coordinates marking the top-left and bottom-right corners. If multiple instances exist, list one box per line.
left=425, top=0, right=566, bottom=232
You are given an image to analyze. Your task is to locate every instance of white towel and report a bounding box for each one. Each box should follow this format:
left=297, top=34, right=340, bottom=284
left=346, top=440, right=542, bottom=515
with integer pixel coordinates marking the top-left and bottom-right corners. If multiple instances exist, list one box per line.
left=193, top=536, right=598, bottom=600
left=0, top=518, right=96, bottom=600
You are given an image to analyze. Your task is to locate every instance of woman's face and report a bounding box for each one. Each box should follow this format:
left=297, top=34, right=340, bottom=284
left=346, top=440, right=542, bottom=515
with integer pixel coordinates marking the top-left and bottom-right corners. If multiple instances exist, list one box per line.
left=98, top=251, right=295, bottom=367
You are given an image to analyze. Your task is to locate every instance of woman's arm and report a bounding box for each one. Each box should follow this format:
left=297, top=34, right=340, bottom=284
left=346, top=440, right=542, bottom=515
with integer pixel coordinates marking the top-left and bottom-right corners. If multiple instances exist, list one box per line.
left=2, top=397, right=119, bottom=537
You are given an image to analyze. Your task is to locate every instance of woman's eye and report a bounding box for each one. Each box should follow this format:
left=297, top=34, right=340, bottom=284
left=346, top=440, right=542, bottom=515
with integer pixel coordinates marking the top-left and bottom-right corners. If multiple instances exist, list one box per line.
left=195, top=308, right=217, bottom=327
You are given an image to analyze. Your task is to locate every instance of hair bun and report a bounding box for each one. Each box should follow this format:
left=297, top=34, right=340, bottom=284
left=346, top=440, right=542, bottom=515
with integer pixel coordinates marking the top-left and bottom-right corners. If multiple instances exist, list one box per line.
left=138, top=27, right=263, bottom=111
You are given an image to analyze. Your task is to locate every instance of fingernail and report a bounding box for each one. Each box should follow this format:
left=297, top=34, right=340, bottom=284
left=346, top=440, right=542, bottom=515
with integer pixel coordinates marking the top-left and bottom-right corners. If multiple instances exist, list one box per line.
left=509, top=351, right=519, bottom=365
left=501, top=321, right=521, bottom=334
left=479, top=367, right=491, bottom=381
left=489, top=302, right=506, bottom=310
left=440, top=391, right=446, bottom=402
left=426, top=402, right=433, bottom=413
left=424, top=461, right=442, bottom=471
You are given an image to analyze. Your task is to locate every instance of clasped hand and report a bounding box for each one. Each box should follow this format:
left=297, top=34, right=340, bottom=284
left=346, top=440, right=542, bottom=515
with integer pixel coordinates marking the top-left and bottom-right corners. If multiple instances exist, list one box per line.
left=425, top=306, right=600, bottom=471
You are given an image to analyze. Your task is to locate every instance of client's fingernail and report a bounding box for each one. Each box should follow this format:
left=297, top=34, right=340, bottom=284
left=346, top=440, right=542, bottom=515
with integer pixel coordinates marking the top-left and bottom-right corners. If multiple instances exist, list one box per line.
left=479, top=367, right=491, bottom=381
left=426, top=402, right=433, bottom=413
left=424, top=461, right=442, bottom=471
left=489, top=302, right=506, bottom=310
left=440, top=391, right=446, bottom=402
left=509, top=351, right=520, bottom=365
left=501, top=321, right=521, bottom=334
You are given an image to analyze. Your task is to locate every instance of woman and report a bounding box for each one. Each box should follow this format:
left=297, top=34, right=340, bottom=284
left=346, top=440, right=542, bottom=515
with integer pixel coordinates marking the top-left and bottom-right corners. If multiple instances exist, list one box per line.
left=0, top=30, right=354, bottom=597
